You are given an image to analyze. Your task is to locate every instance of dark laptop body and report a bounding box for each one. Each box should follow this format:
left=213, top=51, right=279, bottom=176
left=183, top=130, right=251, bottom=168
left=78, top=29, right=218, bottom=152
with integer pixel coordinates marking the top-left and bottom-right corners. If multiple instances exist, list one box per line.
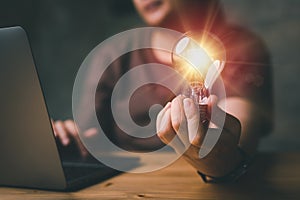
left=0, top=26, right=122, bottom=191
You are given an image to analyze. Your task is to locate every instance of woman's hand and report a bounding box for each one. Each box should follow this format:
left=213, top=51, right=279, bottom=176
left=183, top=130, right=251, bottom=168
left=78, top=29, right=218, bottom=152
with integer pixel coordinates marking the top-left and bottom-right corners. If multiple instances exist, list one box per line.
left=51, top=119, right=97, bottom=157
left=156, top=95, right=243, bottom=177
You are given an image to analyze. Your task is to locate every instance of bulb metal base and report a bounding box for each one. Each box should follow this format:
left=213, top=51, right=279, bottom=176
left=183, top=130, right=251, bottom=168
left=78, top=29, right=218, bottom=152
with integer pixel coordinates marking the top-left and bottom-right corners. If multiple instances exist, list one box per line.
left=183, top=82, right=210, bottom=129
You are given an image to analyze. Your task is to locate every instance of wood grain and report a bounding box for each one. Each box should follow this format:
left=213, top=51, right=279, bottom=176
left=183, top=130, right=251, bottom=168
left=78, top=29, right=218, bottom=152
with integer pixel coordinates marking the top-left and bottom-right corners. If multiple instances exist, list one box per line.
left=0, top=152, right=299, bottom=200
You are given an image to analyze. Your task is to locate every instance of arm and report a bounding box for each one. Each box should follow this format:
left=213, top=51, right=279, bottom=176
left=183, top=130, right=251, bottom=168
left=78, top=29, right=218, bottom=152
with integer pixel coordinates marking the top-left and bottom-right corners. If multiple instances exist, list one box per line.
left=156, top=28, right=273, bottom=178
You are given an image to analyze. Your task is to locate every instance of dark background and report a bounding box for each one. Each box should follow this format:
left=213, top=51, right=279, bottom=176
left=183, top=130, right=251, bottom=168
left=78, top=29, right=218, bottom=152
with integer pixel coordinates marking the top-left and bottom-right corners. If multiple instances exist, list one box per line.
left=0, top=0, right=299, bottom=151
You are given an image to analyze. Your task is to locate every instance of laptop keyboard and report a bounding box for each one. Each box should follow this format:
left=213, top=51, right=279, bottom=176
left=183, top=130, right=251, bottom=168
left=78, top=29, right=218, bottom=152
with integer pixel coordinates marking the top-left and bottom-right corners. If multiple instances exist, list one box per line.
left=62, top=156, right=110, bottom=181
left=63, top=164, right=107, bottom=181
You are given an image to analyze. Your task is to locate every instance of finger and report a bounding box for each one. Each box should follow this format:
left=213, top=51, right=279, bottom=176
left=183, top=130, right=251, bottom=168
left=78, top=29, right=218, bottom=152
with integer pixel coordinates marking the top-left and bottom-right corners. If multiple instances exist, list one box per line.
left=157, top=107, right=175, bottom=144
left=156, top=102, right=171, bottom=126
left=64, top=120, right=76, bottom=134
left=168, top=134, right=186, bottom=155
left=54, top=121, right=70, bottom=146
left=170, top=95, right=189, bottom=146
left=64, top=120, right=88, bottom=157
left=183, top=98, right=204, bottom=147
left=84, top=128, right=98, bottom=138
left=51, top=119, right=57, bottom=137
left=208, top=96, right=241, bottom=136
left=207, top=95, right=218, bottom=113
left=156, top=106, right=186, bottom=154
left=156, top=102, right=171, bottom=134
left=170, top=96, right=184, bottom=131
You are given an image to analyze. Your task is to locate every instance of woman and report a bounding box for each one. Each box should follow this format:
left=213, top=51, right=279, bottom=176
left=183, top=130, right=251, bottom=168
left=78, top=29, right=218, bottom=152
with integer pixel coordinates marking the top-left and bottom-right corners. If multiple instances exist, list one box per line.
left=54, top=0, right=273, bottom=181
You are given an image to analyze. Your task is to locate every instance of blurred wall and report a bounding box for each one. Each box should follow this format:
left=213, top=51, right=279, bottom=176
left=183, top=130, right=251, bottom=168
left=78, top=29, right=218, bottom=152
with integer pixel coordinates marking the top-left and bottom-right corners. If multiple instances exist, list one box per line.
left=223, top=0, right=300, bottom=151
left=0, top=0, right=299, bottom=151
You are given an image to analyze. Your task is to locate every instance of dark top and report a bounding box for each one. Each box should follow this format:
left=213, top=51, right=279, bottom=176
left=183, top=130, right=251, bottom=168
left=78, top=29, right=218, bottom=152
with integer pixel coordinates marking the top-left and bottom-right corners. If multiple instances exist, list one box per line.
left=77, top=24, right=273, bottom=152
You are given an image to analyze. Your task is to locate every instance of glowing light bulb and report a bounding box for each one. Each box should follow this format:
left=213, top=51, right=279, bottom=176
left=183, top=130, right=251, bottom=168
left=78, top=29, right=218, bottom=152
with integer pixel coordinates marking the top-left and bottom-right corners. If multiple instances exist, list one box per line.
left=172, top=31, right=226, bottom=126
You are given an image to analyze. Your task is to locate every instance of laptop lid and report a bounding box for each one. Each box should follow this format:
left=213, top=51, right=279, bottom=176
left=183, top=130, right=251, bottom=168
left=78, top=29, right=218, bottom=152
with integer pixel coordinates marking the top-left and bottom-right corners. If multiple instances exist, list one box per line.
left=0, top=26, right=67, bottom=190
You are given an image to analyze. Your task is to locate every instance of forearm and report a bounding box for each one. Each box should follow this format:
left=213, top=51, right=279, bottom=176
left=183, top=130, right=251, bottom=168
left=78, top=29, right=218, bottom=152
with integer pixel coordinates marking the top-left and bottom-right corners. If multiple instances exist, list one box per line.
left=183, top=128, right=243, bottom=177
left=218, top=97, right=268, bottom=155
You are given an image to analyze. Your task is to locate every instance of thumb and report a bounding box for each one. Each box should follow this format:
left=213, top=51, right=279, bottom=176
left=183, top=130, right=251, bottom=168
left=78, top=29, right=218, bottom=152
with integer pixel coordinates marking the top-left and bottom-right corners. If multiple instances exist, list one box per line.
left=207, top=95, right=218, bottom=118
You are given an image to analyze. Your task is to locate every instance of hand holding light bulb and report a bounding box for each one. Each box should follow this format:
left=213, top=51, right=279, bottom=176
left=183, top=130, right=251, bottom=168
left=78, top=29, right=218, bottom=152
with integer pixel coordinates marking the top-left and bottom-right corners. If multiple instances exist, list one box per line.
left=156, top=32, right=243, bottom=177
left=171, top=32, right=226, bottom=128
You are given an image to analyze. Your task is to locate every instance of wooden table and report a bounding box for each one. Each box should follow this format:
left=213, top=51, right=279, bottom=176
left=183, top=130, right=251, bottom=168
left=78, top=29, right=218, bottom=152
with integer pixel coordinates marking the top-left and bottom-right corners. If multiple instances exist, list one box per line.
left=0, top=152, right=299, bottom=200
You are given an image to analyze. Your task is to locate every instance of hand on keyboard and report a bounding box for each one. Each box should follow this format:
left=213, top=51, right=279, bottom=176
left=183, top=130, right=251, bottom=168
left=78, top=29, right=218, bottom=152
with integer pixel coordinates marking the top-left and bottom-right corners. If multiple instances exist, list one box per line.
left=51, top=119, right=97, bottom=157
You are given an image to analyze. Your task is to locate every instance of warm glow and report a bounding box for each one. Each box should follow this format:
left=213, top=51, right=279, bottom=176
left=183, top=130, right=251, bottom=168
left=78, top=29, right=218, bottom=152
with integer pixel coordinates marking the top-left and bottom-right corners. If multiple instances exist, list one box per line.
left=185, top=48, right=212, bottom=73
left=172, top=31, right=226, bottom=85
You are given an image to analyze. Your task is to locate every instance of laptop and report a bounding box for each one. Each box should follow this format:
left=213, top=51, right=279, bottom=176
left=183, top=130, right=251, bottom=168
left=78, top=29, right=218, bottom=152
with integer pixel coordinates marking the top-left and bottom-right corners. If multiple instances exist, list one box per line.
left=0, top=26, right=135, bottom=191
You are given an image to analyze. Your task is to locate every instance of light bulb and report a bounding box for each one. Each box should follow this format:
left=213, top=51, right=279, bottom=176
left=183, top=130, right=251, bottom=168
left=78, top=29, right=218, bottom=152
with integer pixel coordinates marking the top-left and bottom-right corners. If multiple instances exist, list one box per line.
left=172, top=31, right=226, bottom=127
